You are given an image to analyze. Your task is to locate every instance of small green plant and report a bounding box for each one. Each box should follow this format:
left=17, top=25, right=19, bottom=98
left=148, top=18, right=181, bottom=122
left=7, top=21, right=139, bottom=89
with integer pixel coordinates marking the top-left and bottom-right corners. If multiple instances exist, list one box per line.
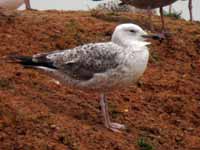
left=163, top=10, right=182, bottom=19
left=137, top=138, right=153, bottom=150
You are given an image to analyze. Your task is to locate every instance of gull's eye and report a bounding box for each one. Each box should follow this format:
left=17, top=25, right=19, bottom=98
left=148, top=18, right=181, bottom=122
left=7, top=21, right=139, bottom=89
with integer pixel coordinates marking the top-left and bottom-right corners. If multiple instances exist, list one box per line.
left=129, top=30, right=136, bottom=33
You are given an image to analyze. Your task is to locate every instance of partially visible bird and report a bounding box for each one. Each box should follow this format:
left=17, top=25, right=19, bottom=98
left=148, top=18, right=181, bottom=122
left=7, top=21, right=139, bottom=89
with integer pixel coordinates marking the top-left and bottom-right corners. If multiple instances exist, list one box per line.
left=120, top=0, right=178, bottom=31
left=8, top=23, right=161, bottom=132
left=0, top=0, right=34, bottom=18
left=0, top=0, right=32, bottom=10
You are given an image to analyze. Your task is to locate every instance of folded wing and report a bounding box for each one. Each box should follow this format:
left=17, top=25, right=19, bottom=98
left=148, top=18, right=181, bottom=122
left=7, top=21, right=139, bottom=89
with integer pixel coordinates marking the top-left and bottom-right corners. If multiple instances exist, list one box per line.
left=12, top=42, right=122, bottom=81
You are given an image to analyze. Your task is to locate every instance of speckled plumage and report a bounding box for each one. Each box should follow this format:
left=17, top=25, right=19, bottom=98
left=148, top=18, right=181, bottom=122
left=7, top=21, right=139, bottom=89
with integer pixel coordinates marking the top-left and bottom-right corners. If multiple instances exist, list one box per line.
left=33, top=43, right=148, bottom=91
left=11, top=23, right=154, bottom=132
left=35, top=43, right=120, bottom=80
left=29, top=24, right=150, bottom=92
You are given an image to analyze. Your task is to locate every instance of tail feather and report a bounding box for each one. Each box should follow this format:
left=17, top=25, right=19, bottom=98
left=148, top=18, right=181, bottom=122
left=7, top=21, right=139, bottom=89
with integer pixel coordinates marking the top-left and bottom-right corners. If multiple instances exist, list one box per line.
left=8, top=54, right=56, bottom=69
left=9, top=55, right=35, bottom=66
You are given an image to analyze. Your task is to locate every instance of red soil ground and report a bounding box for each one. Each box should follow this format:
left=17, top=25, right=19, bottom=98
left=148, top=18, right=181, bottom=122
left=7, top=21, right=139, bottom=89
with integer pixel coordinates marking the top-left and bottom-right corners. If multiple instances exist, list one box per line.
left=0, top=10, right=200, bottom=150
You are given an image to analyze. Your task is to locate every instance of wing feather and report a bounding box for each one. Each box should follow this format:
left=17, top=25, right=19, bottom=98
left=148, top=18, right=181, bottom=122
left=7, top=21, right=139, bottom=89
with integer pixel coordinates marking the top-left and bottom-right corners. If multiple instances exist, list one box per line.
left=41, top=42, right=122, bottom=80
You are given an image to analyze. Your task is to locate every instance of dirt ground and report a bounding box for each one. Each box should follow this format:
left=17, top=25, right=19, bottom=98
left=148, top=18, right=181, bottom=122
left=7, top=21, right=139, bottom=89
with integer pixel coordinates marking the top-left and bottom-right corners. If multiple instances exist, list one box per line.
left=0, top=10, right=200, bottom=150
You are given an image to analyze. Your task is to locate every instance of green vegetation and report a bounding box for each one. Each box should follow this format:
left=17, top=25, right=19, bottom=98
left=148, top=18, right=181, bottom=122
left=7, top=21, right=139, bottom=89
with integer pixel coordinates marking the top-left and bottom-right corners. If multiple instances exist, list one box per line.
left=137, top=138, right=154, bottom=150
left=163, top=10, right=182, bottom=19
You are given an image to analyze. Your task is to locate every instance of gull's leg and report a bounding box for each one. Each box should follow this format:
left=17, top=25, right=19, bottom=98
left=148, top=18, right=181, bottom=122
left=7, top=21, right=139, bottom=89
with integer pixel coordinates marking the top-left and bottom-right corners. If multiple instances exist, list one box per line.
left=100, top=93, right=126, bottom=132
left=159, top=7, right=165, bottom=31
left=24, top=0, right=36, bottom=10
left=188, top=0, right=193, bottom=21
left=24, top=0, right=31, bottom=9
left=100, top=93, right=110, bottom=128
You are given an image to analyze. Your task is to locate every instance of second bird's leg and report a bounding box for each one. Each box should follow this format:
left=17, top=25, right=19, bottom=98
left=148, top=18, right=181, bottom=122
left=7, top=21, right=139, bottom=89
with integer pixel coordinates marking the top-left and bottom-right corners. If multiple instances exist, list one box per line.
left=188, top=0, right=193, bottom=21
left=24, top=0, right=36, bottom=10
left=159, top=7, right=165, bottom=31
left=24, top=0, right=31, bottom=9
left=100, top=93, right=126, bottom=132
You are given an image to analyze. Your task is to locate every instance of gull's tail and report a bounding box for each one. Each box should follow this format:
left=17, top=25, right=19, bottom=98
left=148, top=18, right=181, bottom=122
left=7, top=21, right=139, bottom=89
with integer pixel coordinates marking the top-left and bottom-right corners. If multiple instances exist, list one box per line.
left=8, top=55, right=35, bottom=66
left=8, top=54, right=56, bottom=69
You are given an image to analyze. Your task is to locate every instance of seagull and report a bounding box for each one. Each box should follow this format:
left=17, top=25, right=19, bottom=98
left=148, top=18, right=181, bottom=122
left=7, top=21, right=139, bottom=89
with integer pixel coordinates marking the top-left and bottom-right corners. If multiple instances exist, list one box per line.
left=9, top=23, right=161, bottom=132
left=0, top=0, right=32, bottom=10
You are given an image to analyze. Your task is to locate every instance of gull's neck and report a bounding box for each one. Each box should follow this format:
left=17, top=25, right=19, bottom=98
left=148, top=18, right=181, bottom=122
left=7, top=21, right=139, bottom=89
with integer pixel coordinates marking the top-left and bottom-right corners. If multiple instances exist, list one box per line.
left=113, top=39, right=150, bottom=51
left=128, top=41, right=150, bottom=48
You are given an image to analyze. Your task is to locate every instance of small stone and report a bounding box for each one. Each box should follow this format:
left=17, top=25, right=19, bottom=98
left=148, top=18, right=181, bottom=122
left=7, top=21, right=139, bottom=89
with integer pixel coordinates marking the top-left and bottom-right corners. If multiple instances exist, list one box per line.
left=50, top=79, right=60, bottom=85
left=50, top=124, right=56, bottom=129
left=50, top=124, right=60, bottom=130
left=124, top=109, right=129, bottom=112
left=187, top=127, right=194, bottom=131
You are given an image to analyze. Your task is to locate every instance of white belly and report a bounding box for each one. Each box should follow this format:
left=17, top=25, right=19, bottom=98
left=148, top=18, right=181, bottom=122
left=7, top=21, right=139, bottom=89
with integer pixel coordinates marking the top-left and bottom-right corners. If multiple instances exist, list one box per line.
left=128, top=49, right=149, bottom=82
left=0, top=0, right=24, bottom=9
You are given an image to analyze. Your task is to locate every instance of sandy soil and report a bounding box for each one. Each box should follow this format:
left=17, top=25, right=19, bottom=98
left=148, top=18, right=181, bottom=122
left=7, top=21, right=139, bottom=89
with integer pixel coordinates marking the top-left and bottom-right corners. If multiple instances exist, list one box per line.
left=0, top=10, right=200, bottom=150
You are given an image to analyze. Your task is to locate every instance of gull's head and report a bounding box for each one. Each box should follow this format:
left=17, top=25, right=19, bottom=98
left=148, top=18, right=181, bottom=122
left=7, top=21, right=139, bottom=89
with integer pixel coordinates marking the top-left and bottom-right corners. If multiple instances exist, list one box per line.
left=112, top=23, right=157, bottom=47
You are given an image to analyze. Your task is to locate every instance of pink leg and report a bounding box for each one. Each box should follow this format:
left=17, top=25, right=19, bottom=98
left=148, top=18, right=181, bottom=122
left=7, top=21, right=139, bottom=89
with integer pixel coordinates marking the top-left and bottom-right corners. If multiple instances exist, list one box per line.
left=100, top=93, right=126, bottom=132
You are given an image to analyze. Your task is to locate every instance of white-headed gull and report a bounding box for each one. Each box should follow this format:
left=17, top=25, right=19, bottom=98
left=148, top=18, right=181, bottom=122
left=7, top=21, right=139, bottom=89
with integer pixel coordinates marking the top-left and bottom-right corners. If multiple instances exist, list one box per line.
left=10, top=23, right=161, bottom=132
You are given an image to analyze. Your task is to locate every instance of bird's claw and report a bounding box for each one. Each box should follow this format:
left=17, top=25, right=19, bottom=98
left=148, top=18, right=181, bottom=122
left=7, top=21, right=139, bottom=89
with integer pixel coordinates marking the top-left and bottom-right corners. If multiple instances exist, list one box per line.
left=108, top=122, right=126, bottom=132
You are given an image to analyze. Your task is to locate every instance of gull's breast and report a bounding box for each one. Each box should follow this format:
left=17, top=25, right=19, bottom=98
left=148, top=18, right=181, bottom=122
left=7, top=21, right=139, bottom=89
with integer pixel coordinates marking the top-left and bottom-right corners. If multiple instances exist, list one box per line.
left=124, top=48, right=149, bottom=83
